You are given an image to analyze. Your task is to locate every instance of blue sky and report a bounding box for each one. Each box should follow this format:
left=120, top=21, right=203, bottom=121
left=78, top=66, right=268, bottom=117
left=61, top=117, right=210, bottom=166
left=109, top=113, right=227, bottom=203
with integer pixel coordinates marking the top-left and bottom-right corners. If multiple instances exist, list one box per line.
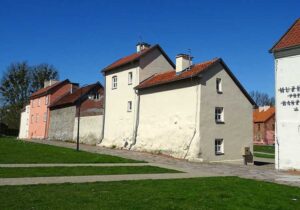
left=0, top=0, right=299, bottom=96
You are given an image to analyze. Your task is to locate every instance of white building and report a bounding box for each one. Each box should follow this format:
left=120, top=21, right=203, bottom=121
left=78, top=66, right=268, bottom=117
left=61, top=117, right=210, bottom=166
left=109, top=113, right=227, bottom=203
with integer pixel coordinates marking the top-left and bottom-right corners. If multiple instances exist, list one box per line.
left=18, top=105, right=30, bottom=139
left=270, top=18, right=300, bottom=170
left=100, top=43, right=255, bottom=163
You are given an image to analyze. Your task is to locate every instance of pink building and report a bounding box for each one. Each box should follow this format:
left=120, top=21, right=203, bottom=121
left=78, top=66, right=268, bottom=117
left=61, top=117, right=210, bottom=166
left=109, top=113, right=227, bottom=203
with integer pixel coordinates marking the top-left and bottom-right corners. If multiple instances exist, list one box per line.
left=28, top=80, right=78, bottom=139
left=253, top=106, right=275, bottom=145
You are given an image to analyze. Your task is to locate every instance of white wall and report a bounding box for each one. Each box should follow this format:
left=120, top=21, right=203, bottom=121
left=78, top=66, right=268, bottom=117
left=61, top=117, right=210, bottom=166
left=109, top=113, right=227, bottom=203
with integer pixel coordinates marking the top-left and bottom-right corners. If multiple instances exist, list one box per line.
left=275, top=53, right=300, bottom=170
left=135, top=79, right=201, bottom=159
left=101, top=65, right=139, bottom=148
left=73, top=115, right=103, bottom=145
left=18, top=105, right=30, bottom=139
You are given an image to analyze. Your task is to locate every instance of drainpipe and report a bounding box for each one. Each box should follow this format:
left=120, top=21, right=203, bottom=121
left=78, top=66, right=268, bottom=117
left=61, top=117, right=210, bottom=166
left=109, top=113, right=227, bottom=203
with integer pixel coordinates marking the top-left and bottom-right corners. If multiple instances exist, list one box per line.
left=129, top=89, right=140, bottom=149
left=99, top=77, right=106, bottom=144
left=184, top=76, right=201, bottom=159
left=129, top=66, right=140, bottom=149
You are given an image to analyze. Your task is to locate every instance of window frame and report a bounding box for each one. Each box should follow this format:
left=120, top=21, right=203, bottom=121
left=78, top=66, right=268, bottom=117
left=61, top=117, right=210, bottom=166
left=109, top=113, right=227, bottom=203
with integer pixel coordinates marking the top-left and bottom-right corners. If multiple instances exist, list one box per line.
left=216, top=78, right=222, bottom=93
left=128, top=72, right=133, bottom=85
left=215, top=107, right=224, bottom=123
left=215, top=139, right=224, bottom=155
left=112, top=76, right=118, bottom=89
left=127, top=101, right=132, bottom=112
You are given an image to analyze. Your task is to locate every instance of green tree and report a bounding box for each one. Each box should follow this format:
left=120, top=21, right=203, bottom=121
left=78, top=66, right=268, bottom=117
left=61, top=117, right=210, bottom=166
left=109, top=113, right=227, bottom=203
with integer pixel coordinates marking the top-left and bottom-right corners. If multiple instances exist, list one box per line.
left=31, top=64, right=59, bottom=91
left=0, top=62, right=59, bottom=130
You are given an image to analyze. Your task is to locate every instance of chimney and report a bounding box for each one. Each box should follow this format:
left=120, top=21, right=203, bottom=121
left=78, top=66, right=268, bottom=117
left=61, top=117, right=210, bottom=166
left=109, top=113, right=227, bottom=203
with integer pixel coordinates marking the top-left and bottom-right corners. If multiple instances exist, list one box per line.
left=136, top=42, right=151, bottom=53
left=44, top=80, right=59, bottom=88
left=176, top=54, right=193, bottom=73
left=258, top=106, right=270, bottom=112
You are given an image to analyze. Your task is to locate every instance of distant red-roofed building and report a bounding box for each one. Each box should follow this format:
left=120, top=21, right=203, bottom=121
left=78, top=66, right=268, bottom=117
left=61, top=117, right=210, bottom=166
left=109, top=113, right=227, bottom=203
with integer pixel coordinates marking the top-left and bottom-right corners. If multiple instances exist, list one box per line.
left=253, top=106, right=275, bottom=145
left=100, top=43, right=255, bottom=164
left=48, top=82, right=104, bottom=144
left=270, top=18, right=300, bottom=170
left=28, top=79, right=79, bottom=139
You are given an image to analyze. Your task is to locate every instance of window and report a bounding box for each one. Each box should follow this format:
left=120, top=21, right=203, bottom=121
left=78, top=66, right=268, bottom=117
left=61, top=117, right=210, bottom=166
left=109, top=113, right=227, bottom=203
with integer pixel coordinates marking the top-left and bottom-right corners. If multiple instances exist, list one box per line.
left=36, top=114, right=39, bottom=123
left=38, top=98, right=40, bottom=107
left=258, top=123, right=261, bottom=131
left=43, top=112, right=47, bottom=122
left=215, top=139, right=224, bottom=155
left=215, top=107, right=224, bottom=123
left=128, top=72, right=133, bottom=85
left=88, top=92, right=100, bottom=100
left=127, top=101, right=132, bottom=112
left=216, top=78, right=222, bottom=93
left=45, top=96, right=49, bottom=105
left=112, top=76, right=118, bottom=89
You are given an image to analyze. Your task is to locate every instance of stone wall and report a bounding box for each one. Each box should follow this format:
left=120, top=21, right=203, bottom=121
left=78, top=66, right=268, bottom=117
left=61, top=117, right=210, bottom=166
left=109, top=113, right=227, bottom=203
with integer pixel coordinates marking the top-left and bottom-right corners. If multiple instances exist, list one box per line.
left=48, top=106, right=76, bottom=141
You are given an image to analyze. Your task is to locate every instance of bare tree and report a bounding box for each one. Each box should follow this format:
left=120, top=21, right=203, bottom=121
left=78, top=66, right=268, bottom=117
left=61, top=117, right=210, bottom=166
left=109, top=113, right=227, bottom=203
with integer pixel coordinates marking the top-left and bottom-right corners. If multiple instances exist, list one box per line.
left=249, top=91, right=275, bottom=107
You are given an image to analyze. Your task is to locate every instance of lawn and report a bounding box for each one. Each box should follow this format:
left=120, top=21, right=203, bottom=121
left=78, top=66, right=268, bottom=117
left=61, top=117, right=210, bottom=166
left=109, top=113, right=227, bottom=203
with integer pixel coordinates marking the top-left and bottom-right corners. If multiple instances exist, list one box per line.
left=1, top=177, right=300, bottom=210
left=254, top=153, right=275, bottom=159
left=0, top=137, right=142, bottom=163
left=0, top=166, right=179, bottom=178
left=254, top=145, right=275, bottom=154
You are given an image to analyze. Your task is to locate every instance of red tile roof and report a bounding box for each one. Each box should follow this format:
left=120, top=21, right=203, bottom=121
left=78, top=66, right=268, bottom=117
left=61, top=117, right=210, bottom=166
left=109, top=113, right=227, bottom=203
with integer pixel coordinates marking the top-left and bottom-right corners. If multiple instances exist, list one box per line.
left=270, top=18, right=300, bottom=52
left=136, top=58, right=219, bottom=89
left=102, top=44, right=175, bottom=73
left=49, top=82, right=103, bottom=109
left=253, top=107, right=275, bottom=123
left=30, top=79, right=70, bottom=99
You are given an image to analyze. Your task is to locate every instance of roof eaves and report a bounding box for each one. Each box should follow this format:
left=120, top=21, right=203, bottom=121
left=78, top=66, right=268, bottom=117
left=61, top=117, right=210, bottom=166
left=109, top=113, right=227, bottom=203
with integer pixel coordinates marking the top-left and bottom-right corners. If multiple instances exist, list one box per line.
left=269, top=18, right=300, bottom=53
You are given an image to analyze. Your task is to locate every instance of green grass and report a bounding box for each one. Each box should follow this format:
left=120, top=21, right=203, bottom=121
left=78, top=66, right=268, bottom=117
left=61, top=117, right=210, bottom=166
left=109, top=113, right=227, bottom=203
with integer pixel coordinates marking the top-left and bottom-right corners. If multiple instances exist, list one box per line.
left=1, top=177, right=300, bottom=210
left=0, top=166, right=179, bottom=178
left=254, top=145, right=275, bottom=154
left=0, top=137, right=142, bottom=163
left=254, top=153, right=275, bottom=159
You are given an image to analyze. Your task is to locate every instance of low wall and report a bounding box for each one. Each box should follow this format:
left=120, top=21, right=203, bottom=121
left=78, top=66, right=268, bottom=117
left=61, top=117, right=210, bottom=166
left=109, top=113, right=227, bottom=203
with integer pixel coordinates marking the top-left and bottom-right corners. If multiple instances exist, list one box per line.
left=73, top=115, right=103, bottom=145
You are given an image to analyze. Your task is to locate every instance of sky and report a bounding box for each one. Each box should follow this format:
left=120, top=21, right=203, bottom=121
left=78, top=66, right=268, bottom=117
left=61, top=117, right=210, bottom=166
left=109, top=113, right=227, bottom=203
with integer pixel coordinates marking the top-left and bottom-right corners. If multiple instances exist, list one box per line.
left=0, top=0, right=299, bottom=96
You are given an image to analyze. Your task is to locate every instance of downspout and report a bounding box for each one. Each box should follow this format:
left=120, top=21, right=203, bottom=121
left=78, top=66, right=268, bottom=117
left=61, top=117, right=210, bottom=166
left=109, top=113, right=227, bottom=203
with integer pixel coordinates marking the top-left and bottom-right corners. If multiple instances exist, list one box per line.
left=129, top=89, right=140, bottom=149
left=129, top=66, right=140, bottom=149
left=99, top=76, right=106, bottom=144
left=184, top=76, right=201, bottom=159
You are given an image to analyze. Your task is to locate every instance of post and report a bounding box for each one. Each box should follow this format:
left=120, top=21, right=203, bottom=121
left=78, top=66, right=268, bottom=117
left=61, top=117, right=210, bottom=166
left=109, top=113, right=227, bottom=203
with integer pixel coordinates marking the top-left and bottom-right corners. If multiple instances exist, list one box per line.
left=76, top=88, right=82, bottom=151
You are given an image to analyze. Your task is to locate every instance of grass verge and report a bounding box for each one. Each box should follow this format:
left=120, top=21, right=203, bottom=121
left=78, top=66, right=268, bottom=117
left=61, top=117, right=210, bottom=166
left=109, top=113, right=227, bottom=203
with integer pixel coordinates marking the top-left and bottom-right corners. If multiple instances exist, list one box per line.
left=254, top=153, right=275, bottom=159
left=0, top=137, right=143, bottom=163
left=0, top=177, right=300, bottom=209
left=0, top=166, right=179, bottom=178
left=254, top=145, right=275, bottom=154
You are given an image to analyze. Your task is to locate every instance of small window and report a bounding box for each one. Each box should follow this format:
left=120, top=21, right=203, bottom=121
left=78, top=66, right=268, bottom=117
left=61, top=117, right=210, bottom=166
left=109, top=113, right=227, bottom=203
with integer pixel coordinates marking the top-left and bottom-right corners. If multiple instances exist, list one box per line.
left=215, top=139, right=224, bottom=155
left=258, top=123, right=261, bottom=131
left=45, top=96, right=49, bottom=105
left=216, top=78, right=222, bottom=93
left=36, top=114, right=39, bottom=123
left=127, top=101, right=132, bottom=112
left=128, top=72, right=133, bottom=85
left=43, top=112, right=47, bottom=122
left=215, top=107, right=224, bottom=123
left=112, top=76, right=118, bottom=89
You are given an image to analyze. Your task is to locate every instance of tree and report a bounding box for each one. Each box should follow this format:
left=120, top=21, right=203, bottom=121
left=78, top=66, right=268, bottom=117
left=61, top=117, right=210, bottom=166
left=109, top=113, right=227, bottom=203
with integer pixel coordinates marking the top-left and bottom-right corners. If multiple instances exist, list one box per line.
left=0, top=61, right=59, bottom=130
left=31, top=64, right=59, bottom=91
left=249, top=91, right=275, bottom=107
